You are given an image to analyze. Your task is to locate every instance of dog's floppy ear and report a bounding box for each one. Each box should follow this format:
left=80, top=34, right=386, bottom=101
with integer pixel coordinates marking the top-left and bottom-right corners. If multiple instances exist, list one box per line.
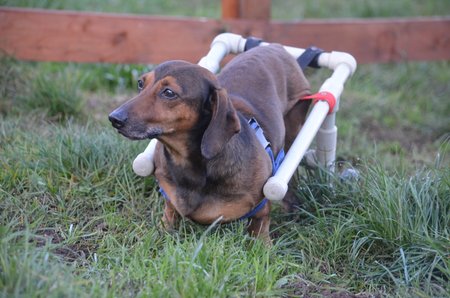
left=201, top=88, right=241, bottom=159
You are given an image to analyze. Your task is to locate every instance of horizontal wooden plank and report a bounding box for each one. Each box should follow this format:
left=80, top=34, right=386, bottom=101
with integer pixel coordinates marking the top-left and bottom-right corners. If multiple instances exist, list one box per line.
left=0, top=8, right=217, bottom=64
left=268, top=18, right=450, bottom=64
left=0, top=7, right=449, bottom=65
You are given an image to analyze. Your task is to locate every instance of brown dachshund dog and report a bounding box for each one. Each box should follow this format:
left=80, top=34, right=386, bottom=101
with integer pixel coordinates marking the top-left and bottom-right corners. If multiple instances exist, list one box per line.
left=109, top=45, right=311, bottom=242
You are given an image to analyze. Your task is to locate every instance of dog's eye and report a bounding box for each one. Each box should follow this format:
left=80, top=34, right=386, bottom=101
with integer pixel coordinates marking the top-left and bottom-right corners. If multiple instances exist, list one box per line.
left=160, top=88, right=177, bottom=99
left=137, top=79, right=144, bottom=92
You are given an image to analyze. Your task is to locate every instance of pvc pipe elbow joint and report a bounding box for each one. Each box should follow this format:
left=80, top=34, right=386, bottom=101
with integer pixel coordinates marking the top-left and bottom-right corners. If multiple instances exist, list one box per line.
left=132, top=153, right=155, bottom=177
left=210, top=33, right=247, bottom=54
left=263, top=176, right=289, bottom=201
left=318, top=51, right=357, bottom=75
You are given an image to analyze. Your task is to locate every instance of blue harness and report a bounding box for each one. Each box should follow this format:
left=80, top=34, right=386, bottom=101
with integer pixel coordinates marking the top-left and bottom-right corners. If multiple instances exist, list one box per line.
left=159, top=118, right=284, bottom=221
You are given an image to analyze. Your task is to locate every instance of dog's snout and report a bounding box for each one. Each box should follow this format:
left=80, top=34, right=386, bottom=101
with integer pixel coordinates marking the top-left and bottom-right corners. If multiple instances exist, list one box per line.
left=109, top=110, right=128, bottom=129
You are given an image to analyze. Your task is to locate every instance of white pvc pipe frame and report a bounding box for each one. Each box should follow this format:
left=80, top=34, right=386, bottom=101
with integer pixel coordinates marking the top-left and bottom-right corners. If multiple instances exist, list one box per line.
left=132, top=33, right=357, bottom=201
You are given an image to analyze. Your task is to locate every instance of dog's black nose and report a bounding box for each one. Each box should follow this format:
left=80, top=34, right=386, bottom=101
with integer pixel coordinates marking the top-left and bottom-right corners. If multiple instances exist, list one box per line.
left=108, top=110, right=128, bottom=129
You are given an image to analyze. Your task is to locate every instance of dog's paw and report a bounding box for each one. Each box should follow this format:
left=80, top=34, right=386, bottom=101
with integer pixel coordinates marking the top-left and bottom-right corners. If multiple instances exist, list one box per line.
left=281, top=189, right=303, bottom=214
left=158, top=215, right=177, bottom=233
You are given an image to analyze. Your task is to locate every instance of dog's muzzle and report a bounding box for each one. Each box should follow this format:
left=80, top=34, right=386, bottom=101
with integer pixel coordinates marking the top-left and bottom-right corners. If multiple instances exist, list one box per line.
left=109, top=109, right=163, bottom=140
left=108, top=110, right=128, bottom=129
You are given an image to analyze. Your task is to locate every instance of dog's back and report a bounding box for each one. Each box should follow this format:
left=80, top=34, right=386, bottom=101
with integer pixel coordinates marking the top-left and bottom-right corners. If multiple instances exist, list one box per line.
left=218, top=45, right=311, bottom=153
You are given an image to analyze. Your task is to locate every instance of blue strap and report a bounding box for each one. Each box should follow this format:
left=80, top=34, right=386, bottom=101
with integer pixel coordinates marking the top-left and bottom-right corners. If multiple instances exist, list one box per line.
left=238, top=118, right=284, bottom=220
left=244, top=37, right=263, bottom=51
left=265, top=145, right=285, bottom=175
left=297, top=46, right=323, bottom=71
left=248, top=118, right=285, bottom=175
left=248, top=118, right=270, bottom=150
left=159, top=186, right=169, bottom=201
left=238, top=198, right=268, bottom=220
left=158, top=118, right=284, bottom=220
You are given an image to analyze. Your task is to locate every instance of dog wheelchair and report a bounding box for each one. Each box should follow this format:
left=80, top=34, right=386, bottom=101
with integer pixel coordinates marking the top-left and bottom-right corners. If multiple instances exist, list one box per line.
left=131, top=33, right=357, bottom=201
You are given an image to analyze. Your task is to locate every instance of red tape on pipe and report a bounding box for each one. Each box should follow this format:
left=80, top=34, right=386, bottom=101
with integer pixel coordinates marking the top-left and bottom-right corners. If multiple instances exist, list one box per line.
left=301, top=91, right=336, bottom=114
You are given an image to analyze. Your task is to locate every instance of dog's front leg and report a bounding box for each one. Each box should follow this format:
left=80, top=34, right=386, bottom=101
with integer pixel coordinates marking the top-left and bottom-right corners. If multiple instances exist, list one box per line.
left=247, top=201, right=272, bottom=245
left=282, top=188, right=302, bottom=214
left=162, top=200, right=179, bottom=231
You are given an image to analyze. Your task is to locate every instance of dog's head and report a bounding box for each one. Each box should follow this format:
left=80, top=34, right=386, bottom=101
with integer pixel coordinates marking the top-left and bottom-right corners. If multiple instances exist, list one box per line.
left=109, top=61, right=241, bottom=159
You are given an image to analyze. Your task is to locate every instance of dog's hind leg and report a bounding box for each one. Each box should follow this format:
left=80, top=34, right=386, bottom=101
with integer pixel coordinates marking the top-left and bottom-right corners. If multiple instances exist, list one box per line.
left=283, top=100, right=311, bottom=152
left=282, top=100, right=311, bottom=213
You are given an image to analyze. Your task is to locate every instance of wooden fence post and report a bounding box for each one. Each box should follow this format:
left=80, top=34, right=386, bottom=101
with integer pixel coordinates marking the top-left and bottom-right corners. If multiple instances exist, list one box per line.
left=222, top=0, right=240, bottom=19
left=222, top=0, right=271, bottom=20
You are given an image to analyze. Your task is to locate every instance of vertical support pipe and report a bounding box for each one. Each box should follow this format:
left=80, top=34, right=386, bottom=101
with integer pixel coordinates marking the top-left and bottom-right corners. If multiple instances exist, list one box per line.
left=314, top=63, right=352, bottom=171
left=315, top=113, right=337, bottom=171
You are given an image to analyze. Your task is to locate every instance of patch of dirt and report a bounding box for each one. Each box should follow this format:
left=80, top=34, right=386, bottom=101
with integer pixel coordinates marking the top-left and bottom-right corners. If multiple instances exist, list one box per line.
left=33, top=228, right=98, bottom=263
left=361, top=119, right=434, bottom=150
left=282, top=275, right=382, bottom=298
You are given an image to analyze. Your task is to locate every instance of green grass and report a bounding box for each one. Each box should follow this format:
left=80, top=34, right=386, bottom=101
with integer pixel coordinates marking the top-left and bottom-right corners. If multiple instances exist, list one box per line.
left=2, top=0, right=450, bottom=18
left=0, top=0, right=222, bottom=18
left=1, top=0, right=450, bottom=297
left=272, top=0, right=450, bottom=19
left=1, top=116, right=448, bottom=296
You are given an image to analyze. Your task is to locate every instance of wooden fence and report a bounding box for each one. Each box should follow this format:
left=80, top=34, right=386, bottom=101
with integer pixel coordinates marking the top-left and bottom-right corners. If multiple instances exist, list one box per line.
left=0, top=2, right=449, bottom=65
